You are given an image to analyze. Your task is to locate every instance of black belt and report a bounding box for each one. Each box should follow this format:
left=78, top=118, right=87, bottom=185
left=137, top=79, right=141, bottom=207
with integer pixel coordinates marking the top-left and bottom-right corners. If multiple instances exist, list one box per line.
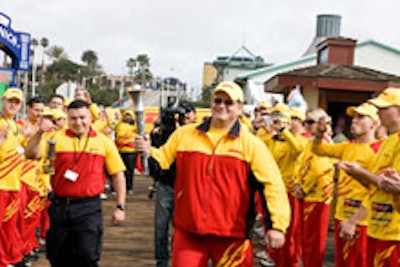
left=51, top=194, right=100, bottom=204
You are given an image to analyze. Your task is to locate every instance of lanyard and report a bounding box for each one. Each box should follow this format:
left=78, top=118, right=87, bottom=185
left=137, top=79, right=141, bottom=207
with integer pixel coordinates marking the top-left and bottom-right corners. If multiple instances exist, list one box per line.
left=72, top=135, right=90, bottom=169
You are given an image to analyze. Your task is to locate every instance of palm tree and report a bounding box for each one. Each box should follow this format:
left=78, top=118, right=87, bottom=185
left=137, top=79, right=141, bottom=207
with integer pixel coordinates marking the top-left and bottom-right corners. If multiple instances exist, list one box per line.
left=46, top=45, right=68, bottom=62
left=81, top=50, right=98, bottom=72
left=40, top=37, right=49, bottom=84
left=126, top=57, right=136, bottom=81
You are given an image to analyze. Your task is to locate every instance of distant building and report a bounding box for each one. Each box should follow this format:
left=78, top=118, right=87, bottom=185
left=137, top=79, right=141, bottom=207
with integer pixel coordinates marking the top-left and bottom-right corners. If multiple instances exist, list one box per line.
left=237, top=14, right=400, bottom=105
left=202, top=45, right=271, bottom=91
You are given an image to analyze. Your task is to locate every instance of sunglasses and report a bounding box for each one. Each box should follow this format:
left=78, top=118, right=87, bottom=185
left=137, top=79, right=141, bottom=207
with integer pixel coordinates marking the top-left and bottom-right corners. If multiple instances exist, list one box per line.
left=213, top=98, right=234, bottom=106
left=304, top=119, right=316, bottom=124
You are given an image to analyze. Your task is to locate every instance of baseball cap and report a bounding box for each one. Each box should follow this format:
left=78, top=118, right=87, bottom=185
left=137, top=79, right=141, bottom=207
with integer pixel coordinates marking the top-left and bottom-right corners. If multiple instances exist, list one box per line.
left=3, top=88, right=23, bottom=102
left=346, top=103, right=379, bottom=121
left=213, top=81, right=244, bottom=102
left=52, top=108, right=67, bottom=120
left=42, top=107, right=54, bottom=117
left=368, top=87, right=400, bottom=108
left=179, top=101, right=196, bottom=113
left=123, top=110, right=135, bottom=117
left=290, top=107, right=306, bottom=121
left=271, top=103, right=289, bottom=114
left=258, top=101, right=272, bottom=109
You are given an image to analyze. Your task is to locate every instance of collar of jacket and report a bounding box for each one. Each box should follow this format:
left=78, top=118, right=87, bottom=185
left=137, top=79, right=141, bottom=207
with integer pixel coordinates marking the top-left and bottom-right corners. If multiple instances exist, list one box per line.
left=196, top=117, right=241, bottom=138
left=66, top=126, right=97, bottom=137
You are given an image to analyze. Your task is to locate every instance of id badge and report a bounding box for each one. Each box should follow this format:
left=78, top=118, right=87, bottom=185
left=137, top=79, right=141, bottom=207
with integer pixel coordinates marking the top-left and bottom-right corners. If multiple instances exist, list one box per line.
left=64, top=169, right=79, bottom=182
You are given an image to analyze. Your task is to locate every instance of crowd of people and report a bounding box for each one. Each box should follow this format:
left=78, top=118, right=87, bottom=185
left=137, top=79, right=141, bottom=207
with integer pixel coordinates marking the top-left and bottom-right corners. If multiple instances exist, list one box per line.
left=0, top=81, right=400, bottom=267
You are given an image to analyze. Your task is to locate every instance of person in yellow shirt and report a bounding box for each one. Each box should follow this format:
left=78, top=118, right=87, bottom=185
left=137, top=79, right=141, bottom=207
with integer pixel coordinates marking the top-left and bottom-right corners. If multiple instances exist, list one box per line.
left=294, top=108, right=335, bottom=267
left=17, top=97, right=46, bottom=264
left=337, top=88, right=400, bottom=267
left=135, top=81, right=290, bottom=267
left=262, top=103, right=306, bottom=267
left=312, top=103, right=381, bottom=267
left=115, top=110, right=139, bottom=195
left=0, top=88, right=26, bottom=266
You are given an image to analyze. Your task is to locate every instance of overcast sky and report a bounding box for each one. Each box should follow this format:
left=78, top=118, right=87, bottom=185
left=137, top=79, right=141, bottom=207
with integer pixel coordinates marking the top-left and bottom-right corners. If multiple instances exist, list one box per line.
left=2, top=0, right=400, bottom=91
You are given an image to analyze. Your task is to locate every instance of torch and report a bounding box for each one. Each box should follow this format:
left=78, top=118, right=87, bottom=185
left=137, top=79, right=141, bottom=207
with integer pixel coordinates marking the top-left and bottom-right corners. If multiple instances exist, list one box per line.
left=127, top=84, right=148, bottom=175
left=43, top=140, right=56, bottom=175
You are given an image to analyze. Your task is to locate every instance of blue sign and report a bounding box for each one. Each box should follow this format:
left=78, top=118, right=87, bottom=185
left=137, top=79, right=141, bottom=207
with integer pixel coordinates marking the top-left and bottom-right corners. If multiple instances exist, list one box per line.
left=0, top=12, right=30, bottom=85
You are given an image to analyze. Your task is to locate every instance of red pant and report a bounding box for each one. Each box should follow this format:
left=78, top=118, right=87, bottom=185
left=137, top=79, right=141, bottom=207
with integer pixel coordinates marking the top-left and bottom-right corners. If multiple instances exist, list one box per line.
left=269, top=194, right=301, bottom=267
left=301, top=201, right=330, bottom=267
left=367, top=237, right=400, bottom=267
left=172, top=227, right=253, bottom=267
left=39, top=196, right=51, bottom=240
left=0, top=190, right=23, bottom=266
left=19, top=183, right=41, bottom=255
left=334, top=219, right=367, bottom=267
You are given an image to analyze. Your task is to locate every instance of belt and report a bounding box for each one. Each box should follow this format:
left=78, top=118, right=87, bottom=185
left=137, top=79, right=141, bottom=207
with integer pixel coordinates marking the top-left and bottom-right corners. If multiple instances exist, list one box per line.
left=51, top=194, right=100, bottom=204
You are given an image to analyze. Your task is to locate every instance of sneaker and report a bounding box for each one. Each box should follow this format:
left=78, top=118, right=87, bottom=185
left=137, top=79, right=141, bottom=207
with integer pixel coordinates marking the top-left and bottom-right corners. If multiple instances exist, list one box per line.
left=100, top=193, right=108, bottom=200
left=128, top=190, right=134, bottom=195
left=255, top=250, right=269, bottom=260
left=260, top=258, right=275, bottom=267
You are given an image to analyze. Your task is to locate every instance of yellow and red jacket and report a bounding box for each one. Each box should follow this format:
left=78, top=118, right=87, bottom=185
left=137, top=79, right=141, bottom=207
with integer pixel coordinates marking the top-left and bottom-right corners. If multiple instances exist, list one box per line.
left=151, top=118, right=290, bottom=238
left=0, top=116, right=24, bottom=191
left=114, top=121, right=137, bottom=153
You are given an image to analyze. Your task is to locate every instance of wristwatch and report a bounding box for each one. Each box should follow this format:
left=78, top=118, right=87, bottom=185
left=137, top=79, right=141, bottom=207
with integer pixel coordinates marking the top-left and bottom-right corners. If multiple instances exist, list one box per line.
left=116, top=204, right=127, bottom=211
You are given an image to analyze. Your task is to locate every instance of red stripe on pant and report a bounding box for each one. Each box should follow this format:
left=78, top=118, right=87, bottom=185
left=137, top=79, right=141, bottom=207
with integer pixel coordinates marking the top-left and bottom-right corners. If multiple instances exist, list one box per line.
left=334, top=219, right=367, bottom=267
left=0, top=190, right=24, bottom=266
left=301, top=201, right=330, bottom=267
left=19, top=183, right=41, bottom=255
left=367, top=237, right=400, bottom=267
left=172, top=226, right=253, bottom=267
left=268, top=194, right=301, bottom=267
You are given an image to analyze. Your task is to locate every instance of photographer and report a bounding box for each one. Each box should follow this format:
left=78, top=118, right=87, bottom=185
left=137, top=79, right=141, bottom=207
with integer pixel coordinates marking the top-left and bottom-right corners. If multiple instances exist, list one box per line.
left=149, top=101, right=196, bottom=267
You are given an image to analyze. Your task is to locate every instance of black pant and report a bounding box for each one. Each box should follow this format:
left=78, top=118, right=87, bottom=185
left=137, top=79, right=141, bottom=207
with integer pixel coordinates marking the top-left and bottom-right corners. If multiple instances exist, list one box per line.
left=121, top=152, right=137, bottom=191
left=46, top=198, right=103, bottom=267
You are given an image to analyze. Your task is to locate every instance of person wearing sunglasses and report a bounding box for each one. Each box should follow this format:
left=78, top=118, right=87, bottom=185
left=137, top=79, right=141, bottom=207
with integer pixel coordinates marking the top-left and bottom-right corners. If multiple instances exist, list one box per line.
left=294, top=108, right=335, bottom=267
left=135, top=81, right=290, bottom=267
left=261, top=103, right=307, bottom=267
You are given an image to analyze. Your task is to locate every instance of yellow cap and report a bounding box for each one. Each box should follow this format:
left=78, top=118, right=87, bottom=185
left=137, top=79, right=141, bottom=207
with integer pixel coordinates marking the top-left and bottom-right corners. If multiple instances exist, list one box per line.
left=346, top=103, right=379, bottom=121
left=271, top=103, right=289, bottom=114
left=63, top=97, right=71, bottom=106
left=258, top=100, right=271, bottom=109
left=52, top=108, right=67, bottom=120
left=289, top=107, right=306, bottom=121
left=368, top=87, right=400, bottom=108
left=213, top=81, right=244, bottom=102
left=42, top=107, right=54, bottom=117
left=3, top=88, right=23, bottom=102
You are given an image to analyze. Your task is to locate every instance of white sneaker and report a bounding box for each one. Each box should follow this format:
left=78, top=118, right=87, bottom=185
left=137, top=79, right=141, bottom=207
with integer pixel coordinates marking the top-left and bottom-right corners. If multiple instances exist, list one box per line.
left=260, top=258, right=275, bottom=267
left=100, top=193, right=108, bottom=200
left=255, top=250, right=269, bottom=260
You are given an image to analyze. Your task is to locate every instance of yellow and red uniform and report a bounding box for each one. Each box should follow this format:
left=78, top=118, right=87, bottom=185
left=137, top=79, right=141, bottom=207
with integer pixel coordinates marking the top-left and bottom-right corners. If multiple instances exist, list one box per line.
left=114, top=121, right=137, bottom=153
left=366, top=132, right=400, bottom=266
left=297, top=139, right=335, bottom=267
left=151, top=118, right=290, bottom=266
left=313, top=140, right=382, bottom=267
left=17, top=119, right=43, bottom=256
left=41, top=127, right=125, bottom=197
left=264, top=129, right=307, bottom=267
left=0, top=116, right=25, bottom=266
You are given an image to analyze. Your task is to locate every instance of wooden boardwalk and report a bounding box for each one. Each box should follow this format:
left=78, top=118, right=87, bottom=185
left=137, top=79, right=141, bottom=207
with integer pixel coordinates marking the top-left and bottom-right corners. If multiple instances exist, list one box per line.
left=33, top=174, right=334, bottom=267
